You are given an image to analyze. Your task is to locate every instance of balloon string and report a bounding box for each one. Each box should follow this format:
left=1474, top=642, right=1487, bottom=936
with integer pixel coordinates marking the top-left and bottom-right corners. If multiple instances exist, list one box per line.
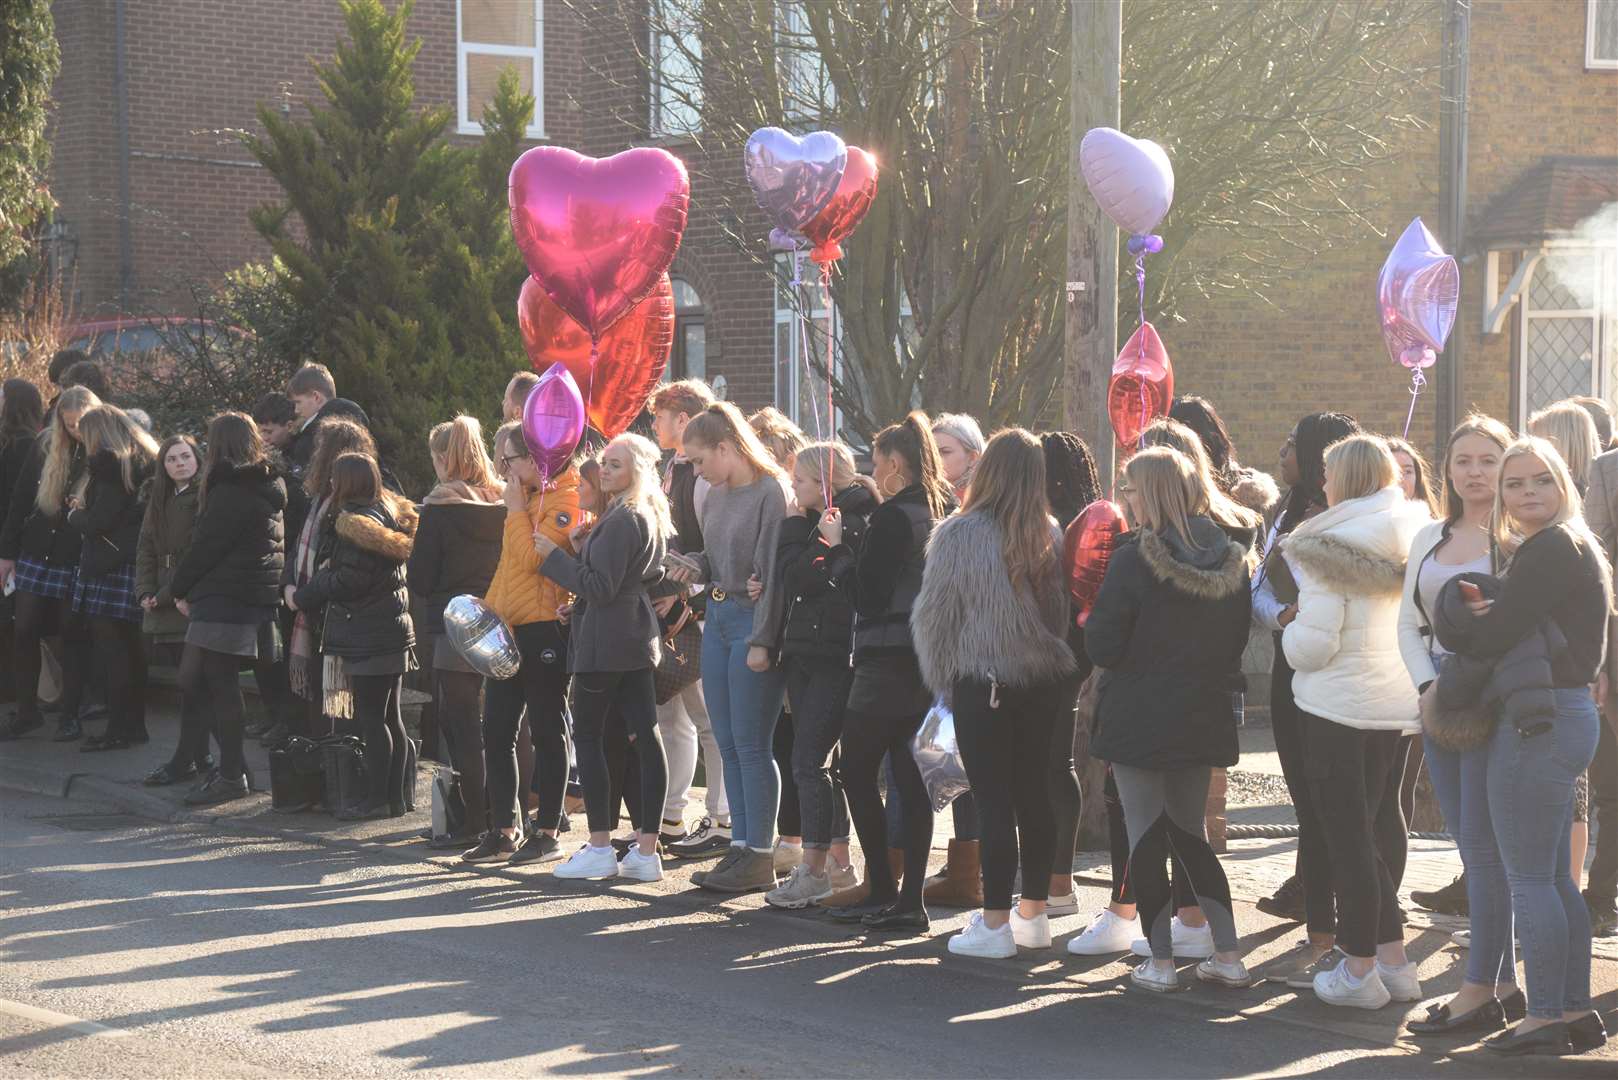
left=1134, top=246, right=1149, bottom=452
left=820, top=260, right=835, bottom=509
left=1403, top=368, right=1427, bottom=440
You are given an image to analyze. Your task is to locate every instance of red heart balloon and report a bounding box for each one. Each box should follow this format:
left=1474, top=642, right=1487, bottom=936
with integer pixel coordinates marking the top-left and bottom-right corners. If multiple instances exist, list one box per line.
left=801, top=146, right=878, bottom=265
left=508, top=146, right=690, bottom=340
left=518, top=274, right=673, bottom=439
left=1107, top=321, right=1174, bottom=448
left=1063, top=499, right=1128, bottom=627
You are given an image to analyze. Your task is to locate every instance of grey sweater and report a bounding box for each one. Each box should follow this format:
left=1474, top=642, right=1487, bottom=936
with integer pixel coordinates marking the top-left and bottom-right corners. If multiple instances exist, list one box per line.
left=541, top=501, right=665, bottom=673
left=687, top=475, right=788, bottom=648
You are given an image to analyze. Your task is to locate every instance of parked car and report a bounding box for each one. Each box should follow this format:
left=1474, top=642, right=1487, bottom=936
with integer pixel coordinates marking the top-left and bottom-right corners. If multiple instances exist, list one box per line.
left=62, top=316, right=242, bottom=360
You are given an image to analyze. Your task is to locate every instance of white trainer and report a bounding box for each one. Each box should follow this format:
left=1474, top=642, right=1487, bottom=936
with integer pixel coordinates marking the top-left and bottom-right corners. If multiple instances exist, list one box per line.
left=1376, top=960, right=1422, bottom=1002
left=552, top=844, right=620, bottom=880
left=948, top=912, right=1017, bottom=959
left=772, top=840, right=803, bottom=874
left=1195, top=957, right=1255, bottom=988
left=1314, top=961, right=1392, bottom=1009
left=1130, top=959, right=1180, bottom=993
left=617, top=848, right=664, bottom=882
left=1044, top=892, right=1080, bottom=916
left=765, top=865, right=833, bottom=910
left=1131, top=916, right=1216, bottom=959
left=1010, top=909, right=1053, bottom=949
left=1066, top=909, right=1143, bottom=955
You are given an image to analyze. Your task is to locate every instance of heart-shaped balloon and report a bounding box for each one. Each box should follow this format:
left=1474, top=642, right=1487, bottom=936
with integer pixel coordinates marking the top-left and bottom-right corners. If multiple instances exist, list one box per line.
left=508, top=145, right=690, bottom=341
left=745, top=127, right=848, bottom=236
left=521, top=364, right=587, bottom=481
left=1378, top=217, right=1459, bottom=371
left=519, top=274, right=673, bottom=439
left=1108, top=321, right=1174, bottom=447
left=801, top=146, right=879, bottom=265
left=1080, top=127, right=1175, bottom=236
left=1064, top=499, right=1128, bottom=627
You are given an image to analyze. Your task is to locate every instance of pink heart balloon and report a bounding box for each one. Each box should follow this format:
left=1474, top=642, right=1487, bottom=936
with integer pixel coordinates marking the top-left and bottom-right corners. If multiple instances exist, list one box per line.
left=1378, top=217, right=1458, bottom=370
left=509, top=146, right=690, bottom=341
left=744, top=127, right=848, bottom=235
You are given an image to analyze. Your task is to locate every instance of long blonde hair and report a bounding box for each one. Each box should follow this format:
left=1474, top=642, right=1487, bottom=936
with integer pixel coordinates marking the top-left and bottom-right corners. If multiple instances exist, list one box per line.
left=682, top=401, right=786, bottom=482
left=961, top=428, right=1060, bottom=596
left=76, top=405, right=160, bottom=494
left=1140, top=418, right=1261, bottom=536
left=429, top=415, right=500, bottom=493
left=1324, top=434, right=1398, bottom=504
left=794, top=440, right=860, bottom=492
left=605, top=432, right=674, bottom=541
left=1123, top=446, right=1205, bottom=542
left=748, top=406, right=807, bottom=470
left=36, top=385, right=101, bottom=514
left=1527, top=401, right=1599, bottom=491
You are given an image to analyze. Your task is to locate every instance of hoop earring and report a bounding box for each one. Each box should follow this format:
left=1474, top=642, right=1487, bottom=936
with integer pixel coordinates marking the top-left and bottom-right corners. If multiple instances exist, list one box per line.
left=880, top=472, right=904, bottom=498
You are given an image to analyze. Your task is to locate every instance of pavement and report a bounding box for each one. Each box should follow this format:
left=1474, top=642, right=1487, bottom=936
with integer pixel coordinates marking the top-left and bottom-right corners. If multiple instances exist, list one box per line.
left=2, top=688, right=1616, bottom=1076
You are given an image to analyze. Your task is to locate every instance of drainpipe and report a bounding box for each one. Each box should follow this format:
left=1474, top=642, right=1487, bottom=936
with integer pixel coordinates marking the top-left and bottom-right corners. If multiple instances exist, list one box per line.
left=1435, top=0, right=1471, bottom=448
left=114, top=0, right=134, bottom=310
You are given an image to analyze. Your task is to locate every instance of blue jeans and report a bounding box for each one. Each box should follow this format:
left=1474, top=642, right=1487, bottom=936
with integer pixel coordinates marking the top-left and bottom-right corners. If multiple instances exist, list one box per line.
left=1426, top=738, right=1515, bottom=989
left=1488, top=688, right=1601, bottom=1019
left=701, top=598, right=787, bottom=850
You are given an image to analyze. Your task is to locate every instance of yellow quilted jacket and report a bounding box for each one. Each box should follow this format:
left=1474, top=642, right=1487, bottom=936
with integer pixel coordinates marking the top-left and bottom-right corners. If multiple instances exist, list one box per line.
left=483, top=470, right=581, bottom=626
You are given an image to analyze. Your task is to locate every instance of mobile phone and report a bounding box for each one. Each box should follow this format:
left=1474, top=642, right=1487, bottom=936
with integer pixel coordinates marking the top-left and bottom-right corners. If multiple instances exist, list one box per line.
left=1457, top=580, right=1484, bottom=602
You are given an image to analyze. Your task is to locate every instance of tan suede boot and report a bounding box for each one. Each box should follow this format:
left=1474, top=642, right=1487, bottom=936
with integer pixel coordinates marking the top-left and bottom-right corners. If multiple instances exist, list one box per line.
left=923, top=839, right=984, bottom=908
left=819, top=848, right=906, bottom=907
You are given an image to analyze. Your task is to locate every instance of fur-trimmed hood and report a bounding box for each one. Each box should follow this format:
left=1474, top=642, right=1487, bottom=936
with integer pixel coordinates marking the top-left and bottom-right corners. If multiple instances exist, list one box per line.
left=1281, top=486, right=1428, bottom=598
left=336, top=501, right=418, bottom=561
left=422, top=479, right=502, bottom=506
left=1230, top=467, right=1280, bottom=518
left=1136, top=519, right=1249, bottom=600
left=205, top=459, right=288, bottom=511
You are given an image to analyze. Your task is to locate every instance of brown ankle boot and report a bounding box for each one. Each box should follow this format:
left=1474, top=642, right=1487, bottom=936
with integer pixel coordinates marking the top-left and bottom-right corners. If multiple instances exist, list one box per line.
left=820, top=848, right=907, bottom=908
left=923, top=839, right=983, bottom=908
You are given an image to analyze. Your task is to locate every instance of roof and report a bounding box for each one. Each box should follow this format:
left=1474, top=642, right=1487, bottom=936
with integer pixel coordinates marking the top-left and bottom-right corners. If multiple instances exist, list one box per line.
left=1472, top=156, right=1618, bottom=250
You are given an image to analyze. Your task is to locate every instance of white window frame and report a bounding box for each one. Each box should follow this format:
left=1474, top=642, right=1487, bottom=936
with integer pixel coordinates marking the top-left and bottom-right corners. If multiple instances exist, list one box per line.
left=457, top=0, right=545, bottom=137
left=775, top=1, right=834, bottom=125
left=649, top=0, right=703, bottom=138
left=1513, top=247, right=1618, bottom=426
left=1589, top=0, right=1618, bottom=70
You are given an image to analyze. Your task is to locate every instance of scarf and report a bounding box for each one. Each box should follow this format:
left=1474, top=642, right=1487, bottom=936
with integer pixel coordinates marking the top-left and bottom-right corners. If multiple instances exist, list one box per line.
left=288, top=495, right=327, bottom=701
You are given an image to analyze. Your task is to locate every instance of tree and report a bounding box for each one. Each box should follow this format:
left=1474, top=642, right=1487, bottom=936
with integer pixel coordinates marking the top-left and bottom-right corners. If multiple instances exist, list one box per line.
left=0, top=0, right=61, bottom=314
left=241, top=0, right=532, bottom=489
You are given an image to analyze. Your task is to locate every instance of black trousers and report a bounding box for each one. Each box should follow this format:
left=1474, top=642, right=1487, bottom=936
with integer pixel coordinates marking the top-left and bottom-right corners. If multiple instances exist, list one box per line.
left=168, top=687, right=215, bottom=772
left=842, top=705, right=933, bottom=910
left=180, top=643, right=247, bottom=779
left=1303, top=711, right=1408, bottom=957
left=1272, top=635, right=1336, bottom=934
left=775, top=708, right=802, bottom=837
left=436, top=667, right=488, bottom=836
left=13, top=591, right=87, bottom=723
left=785, top=655, right=853, bottom=849
left=351, top=672, right=409, bottom=811
left=90, top=617, right=147, bottom=740
left=1587, top=712, right=1618, bottom=907
left=573, top=668, right=667, bottom=836
left=483, top=621, right=569, bottom=831
left=1048, top=682, right=1083, bottom=887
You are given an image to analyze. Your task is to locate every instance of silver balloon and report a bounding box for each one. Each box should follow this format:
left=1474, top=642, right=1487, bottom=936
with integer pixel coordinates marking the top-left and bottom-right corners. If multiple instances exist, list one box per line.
left=442, top=595, right=521, bottom=680
left=744, top=127, right=848, bottom=235
left=912, top=700, right=970, bottom=812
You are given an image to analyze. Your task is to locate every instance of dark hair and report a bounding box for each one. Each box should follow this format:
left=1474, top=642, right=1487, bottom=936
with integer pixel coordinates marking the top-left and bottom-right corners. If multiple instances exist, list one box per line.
left=326, top=452, right=385, bottom=519
left=872, top=410, right=951, bottom=520
left=1279, top=411, right=1360, bottom=534
left=61, top=360, right=111, bottom=401
left=1169, top=396, right=1238, bottom=489
left=1039, top=431, right=1102, bottom=529
left=305, top=417, right=377, bottom=500
left=152, top=433, right=201, bottom=507
left=199, top=412, right=265, bottom=512
left=1384, top=435, right=1440, bottom=518
left=48, top=349, right=88, bottom=385
left=1, top=378, right=45, bottom=444
left=251, top=391, right=296, bottom=426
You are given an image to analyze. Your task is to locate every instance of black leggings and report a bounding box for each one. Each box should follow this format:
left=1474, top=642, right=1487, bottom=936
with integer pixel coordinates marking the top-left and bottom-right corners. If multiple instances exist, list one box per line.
left=1048, top=683, right=1083, bottom=889
left=168, top=688, right=215, bottom=772
left=90, top=617, right=147, bottom=740
left=436, top=667, right=488, bottom=835
left=12, top=590, right=87, bottom=722
left=842, top=703, right=933, bottom=911
left=775, top=709, right=802, bottom=837
left=180, top=643, right=247, bottom=778
left=573, top=669, right=667, bottom=836
left=1106, top=767, right=1197, bottom=909
left=483, top=621, right=569, bottom=831
left=351, top=672, right=408, bottom=811
left=1272, top=634, right=1336, bottom=934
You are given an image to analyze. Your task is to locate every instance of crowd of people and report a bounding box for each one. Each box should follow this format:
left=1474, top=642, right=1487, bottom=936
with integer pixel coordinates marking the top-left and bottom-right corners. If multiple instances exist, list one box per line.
left=0, top=353, right=1613, bottom=1057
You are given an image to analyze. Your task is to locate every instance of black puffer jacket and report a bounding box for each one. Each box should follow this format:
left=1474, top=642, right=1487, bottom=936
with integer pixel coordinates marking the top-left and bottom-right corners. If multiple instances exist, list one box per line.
left=779, top=482, right=878, bottom=661
left=0, top=435, right=85, bottom=566
left=1434, top=571, right=1566, bottom=737
left=295, top=498, right=417, bottom=658
left=0, top=430, right=39, bottom=552
left=68, top=449, right=153, bottom=577
left=169, top=460, right=287, bottom=620
left=406, top=481, right=505, bottom=636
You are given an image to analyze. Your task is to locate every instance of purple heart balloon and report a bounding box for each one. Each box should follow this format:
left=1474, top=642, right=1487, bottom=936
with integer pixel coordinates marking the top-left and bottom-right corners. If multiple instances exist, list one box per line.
left=744, top=127, right=848, bottom=236
left=1378, top=217, right=1459, bottom=370
left=522, top=364, right=586, bottom=481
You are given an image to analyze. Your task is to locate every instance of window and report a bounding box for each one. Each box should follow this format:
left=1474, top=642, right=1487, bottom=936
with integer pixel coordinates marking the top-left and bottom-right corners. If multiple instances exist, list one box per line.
left=775, top=1, right=834, bottom=123
left=773, top=255, right=841, bottom=433
left=457, top=0, right=544, bottom=137
left=1590, top=0, right=1618, bottom=70
left=650, top=0, right=702, bottom=137
left=668, top=277, right=706, bottom=382
left=1518, top=250, right=1618, bottom=422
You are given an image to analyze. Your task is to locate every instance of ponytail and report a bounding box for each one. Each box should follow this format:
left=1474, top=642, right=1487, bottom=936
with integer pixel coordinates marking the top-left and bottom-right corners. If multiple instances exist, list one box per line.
left=873, top=410, right=951, bottom=520
left=682, top=401, right=786, bottom=482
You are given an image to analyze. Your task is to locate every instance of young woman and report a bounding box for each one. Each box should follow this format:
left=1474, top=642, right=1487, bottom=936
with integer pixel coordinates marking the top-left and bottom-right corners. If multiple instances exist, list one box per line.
left=460, top=421, right=579, bottom=865
left=0, top=385, right=99, bottom=742
left=1142, top=419, right=1264, bottom=549
left=1168, top=395, right=1280, bottom=520
left=407, top=416, right=505, bottom=844
left=1085, top=446, right=1254, bottom=991
left=913, top=429, right=1079, bottom=958
left=137, top=434, right=211, bottom=785
left=1395, top=414, right=1524, bottom=1036
left=823, top=412, right=952, bottom=930
left=1387, top=436, right=1441, bottom=518
left=763, top=441, right=877, bottom=909
left=168, top=413, right=287, bottom=807
left=1282, top=434, right=1432, bottom=1009
left=1455, top=438, right=1609, bottom=1056
left=1528, top=402, right=1599, bottom=494
left=290, top=453, right=417, bottom=819
left=69, top=405, right=159, bottom=751
left=669, top=402, right=789, bottom=893
left=0, top=378, right=46, bottom=740
left=539, top=433, right=672, bottom=881
left=931, top=413, right=985, bottom=504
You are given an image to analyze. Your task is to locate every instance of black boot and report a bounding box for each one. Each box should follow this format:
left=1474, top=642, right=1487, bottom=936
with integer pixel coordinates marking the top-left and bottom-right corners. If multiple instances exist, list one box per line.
left=51, top=717, right=83, bottom=742
left=1411, top=872, right=1469, bottom=917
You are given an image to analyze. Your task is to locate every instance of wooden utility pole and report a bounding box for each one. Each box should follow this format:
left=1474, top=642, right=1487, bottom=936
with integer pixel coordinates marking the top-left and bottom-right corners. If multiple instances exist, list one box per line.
left=1063, top=0, right=1121, bottom=461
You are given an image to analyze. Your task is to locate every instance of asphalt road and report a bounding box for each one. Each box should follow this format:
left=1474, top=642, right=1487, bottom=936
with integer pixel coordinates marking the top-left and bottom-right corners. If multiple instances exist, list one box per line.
left=0, top=789, right=1608, bottom=1079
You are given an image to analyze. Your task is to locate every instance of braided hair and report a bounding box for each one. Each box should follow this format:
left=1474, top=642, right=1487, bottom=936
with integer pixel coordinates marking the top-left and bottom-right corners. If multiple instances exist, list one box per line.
left=1039, top=430, right=1102, bottom=529
left=1278, top=411, right=1360, bottom=535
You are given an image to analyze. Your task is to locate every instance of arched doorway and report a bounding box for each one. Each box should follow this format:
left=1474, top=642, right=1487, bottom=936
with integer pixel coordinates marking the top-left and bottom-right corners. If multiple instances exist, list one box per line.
left=669, top=277, right=706, bottom=382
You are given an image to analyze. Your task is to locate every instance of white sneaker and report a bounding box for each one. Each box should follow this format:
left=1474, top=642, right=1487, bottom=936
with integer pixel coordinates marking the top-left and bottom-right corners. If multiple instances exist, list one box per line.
left=1450, top=929, right=1470, bottom=948
left=552, top=844, right=620, bottom=880
left=1067, top=909, right=1142, bottom=955
left=948, top=912, right=1017, bottom=959
left=1314, top=961, right=1392, bottom=1009
left=773, top=839, right=803, bottom=874
left=1010, top=909, right=1052, bottom=949
left=617, top=848, right=664, bottom=882
left=1196, top=957, right=1255, bottom=988
left=765, top=864, right=833, bottom=910
left=1130, top=959, right=1180, bottom=993
left=1131, top=916, right=1216, bottom=959
left=1045, top=892, right=1080, bottom=916
left=1376, top=960, right=1422, bottom=1002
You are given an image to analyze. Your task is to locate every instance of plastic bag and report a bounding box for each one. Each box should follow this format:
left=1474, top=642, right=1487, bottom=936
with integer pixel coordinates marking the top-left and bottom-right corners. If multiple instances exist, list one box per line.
left=912, top=700, right=970, bottom=812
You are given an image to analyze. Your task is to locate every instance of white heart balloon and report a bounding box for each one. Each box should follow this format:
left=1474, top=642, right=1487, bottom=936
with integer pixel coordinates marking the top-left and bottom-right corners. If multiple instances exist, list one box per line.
left=1079, top=127, right=1175, bottom=236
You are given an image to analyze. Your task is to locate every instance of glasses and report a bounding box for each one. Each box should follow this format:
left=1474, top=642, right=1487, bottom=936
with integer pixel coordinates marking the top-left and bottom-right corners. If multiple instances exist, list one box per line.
left=500, top=452, right=529, bottom=467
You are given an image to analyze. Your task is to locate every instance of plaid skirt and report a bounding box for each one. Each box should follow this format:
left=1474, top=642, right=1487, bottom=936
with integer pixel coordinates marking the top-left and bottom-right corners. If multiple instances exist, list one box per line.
left=73, top=563, right=142, bottom=623
left=14, top=557, right=76, bottom=601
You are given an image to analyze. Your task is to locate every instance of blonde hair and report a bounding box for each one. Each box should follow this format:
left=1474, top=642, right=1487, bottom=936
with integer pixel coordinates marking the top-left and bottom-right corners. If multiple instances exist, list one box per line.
left=794, top=440, right=860, bottom=493
left=36, top=385, right=101, bottom=514
left=429, top=415, right=500, bottom=492
left=1324, top=434, right=1398, bottom=505
left=960, top=428, right=1060, bottom=596
left=681, top=401, right=786, bottom=481
left=1140, top=418, right=1261, bottom=537
left=748, top=406, right=807, bottom=469
left=1527, top=401, right=1599, bottom=491
left=1123, top=446, right=1205, bottom=542
left=76, top=405, right=159, bottom=495
left=605, top=432, right=674, bottom=541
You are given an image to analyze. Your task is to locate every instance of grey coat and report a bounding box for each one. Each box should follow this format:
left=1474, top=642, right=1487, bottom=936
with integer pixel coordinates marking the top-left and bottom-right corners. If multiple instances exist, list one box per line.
left=1433, top=571, right=1564, bottom=738
left=541, top=500, right=666, bottom=673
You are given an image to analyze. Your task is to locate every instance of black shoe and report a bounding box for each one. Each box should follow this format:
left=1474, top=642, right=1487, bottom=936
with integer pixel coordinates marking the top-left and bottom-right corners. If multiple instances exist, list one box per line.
left=258, top=722, right=291, bottom=747
left=1484, top=1022, right=1571, bottom=1057
left=337, top=801, right=398, bottom=821
left=828, top=899, right=897, bottom=924
left=1584, top=893, right=1617, bottom=937
left=77, top=703, right=109, bottom=723
left=1411, top=872, right=1469, bottom=917
left=1255, top=875, right=1306, bottom=922
left=428, top=830, right=483, bottom=851
left=79, top=735, right=132, bottom=752
left=1568, top=1011, right=1608, bottom=1054
left=1407, top=997, right=1507, bottom=1036
left=51, top=719, right=83, bottom=742
left=461, top=831, right=518, bottom=864
left=510, top=833, right=563, bottom=865
left=0, top=710, right=44, bottom=740
left=861, top=904, right=929, bottom=932
left=183, top=771, right=250, bottom=807
left=143, top=761, right=199, bottom=787
left=1502, top=988, right=1526, bottom=1022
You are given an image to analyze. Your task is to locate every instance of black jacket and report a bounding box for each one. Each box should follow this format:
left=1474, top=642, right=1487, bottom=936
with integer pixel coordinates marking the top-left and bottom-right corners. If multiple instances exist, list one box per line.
left=169, top=460, right=287, bottom=621
left=1434, top=571, right=1566, bottom=738
left=68, top=449, right=153, bottom=577
left=0, top=430, right=39, bottom=554
left=839, top=483, right=945, bottom=662
left=779, top=482, right=878, bottom=661
left=1086, top=519, right=1252, bottom=771
left=0, top=435, right=85, bottom=566
left=406, top=484, right=505, bottom=636
left=295, top=499, right=417, bottom=658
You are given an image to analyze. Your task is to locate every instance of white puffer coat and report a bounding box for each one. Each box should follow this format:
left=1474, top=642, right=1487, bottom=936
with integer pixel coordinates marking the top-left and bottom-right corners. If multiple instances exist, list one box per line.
left=1281, top=486, right=1433, bottom=732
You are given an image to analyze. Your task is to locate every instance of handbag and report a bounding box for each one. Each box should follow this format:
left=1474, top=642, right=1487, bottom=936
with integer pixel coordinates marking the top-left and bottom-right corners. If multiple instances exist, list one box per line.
left=318, top=734, right=368, bottom=814
left=269, top=736, right=325, bottom=812
left=654, top=598, right=703, bottom=705
left=429, top=763, right=464, bottom=841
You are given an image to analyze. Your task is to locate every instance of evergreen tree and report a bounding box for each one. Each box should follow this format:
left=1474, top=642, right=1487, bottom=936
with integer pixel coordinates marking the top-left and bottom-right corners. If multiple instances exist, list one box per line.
left=242, top=0, right=532, bottom=489
left=0, top=0, right=61, bottom=313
